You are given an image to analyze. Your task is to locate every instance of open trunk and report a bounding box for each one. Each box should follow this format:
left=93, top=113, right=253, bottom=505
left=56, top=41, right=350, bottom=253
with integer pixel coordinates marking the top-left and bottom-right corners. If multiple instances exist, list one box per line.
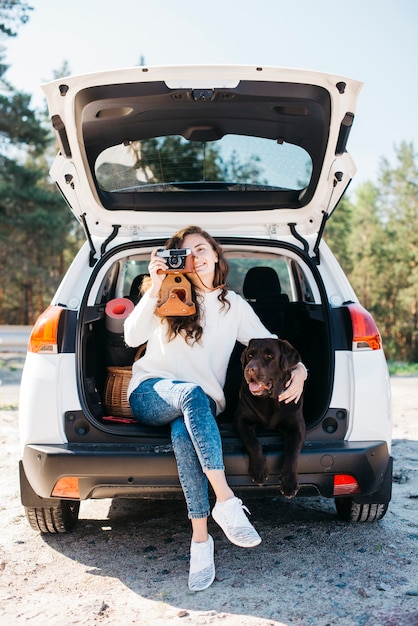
left=73, top=239, right=345, bottom=447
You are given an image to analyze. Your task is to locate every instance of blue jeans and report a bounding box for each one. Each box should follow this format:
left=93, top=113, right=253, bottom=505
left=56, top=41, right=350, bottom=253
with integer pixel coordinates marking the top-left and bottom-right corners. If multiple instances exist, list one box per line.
left=129, top=378, right=224, bottom=519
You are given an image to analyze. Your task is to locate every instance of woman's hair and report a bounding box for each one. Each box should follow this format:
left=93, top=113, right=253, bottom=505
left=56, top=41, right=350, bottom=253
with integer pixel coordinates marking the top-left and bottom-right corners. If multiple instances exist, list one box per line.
left=162, top=225, right=230, bottom=344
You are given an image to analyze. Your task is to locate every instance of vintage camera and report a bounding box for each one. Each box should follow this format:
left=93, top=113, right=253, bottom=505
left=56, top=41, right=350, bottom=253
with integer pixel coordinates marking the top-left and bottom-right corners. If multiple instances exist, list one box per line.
left=156, top=248, right=193, bottom=273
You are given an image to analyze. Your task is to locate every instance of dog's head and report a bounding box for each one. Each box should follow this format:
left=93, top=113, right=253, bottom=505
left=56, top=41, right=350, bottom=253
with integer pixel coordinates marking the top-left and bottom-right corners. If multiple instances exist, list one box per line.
left=241, top=338, right=301, bottom=398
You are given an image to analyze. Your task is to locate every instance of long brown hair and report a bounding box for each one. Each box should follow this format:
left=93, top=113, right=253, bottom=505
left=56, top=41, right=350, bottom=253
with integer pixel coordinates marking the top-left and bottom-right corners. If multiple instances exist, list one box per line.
left=163, top=226, right=230, bottom=344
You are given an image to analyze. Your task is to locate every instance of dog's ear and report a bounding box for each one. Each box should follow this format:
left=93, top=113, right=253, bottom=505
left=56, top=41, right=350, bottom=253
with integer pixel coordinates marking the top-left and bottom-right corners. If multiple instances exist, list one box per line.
left=241, top=339, right=256, bottom=367
left=240, top=344, right=250, bottom=367
left=277, top=339, right=301, bottom=372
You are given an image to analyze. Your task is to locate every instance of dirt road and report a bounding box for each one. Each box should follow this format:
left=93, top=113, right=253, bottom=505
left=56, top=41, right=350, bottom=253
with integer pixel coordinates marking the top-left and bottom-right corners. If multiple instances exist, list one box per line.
left=0, top=364, right=417, bottom=625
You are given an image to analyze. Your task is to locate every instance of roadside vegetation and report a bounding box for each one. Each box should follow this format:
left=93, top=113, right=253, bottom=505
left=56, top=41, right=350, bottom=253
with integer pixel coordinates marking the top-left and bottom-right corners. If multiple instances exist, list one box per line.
left=387, top=361, right=418, bottom=377
left=0, top=1, right=417, bottom=366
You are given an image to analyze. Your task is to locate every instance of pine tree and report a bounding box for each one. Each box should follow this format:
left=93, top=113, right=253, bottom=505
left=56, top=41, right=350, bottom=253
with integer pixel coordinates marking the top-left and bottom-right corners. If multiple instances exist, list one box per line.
left=0, top=5, right=80, bottom=323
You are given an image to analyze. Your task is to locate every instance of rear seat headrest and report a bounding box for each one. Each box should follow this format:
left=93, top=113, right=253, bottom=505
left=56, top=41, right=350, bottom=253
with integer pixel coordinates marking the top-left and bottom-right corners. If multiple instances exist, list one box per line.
left=243, top=266, right=282, bottom=300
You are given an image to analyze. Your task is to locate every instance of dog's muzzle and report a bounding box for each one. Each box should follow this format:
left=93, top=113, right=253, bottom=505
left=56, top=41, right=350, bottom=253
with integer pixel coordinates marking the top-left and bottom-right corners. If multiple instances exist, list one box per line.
left=247, top=379, right=273, bottom=396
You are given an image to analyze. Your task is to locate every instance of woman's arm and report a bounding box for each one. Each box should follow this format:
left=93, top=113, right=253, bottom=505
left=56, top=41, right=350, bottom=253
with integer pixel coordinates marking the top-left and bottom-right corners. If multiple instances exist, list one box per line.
left=123, top=291, right=158, bottom=347
left=124, top=248, right=168, bottom=347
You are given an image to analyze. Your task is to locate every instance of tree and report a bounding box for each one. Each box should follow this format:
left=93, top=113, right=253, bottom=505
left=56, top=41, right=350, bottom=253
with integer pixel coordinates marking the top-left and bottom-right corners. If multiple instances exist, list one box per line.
left=0, top=13, right=80, bottom=323
left=0, top=89, right=50, bottom=148
left=324, top=143, right=418, bottom=362
left=0, top=152, right=79, bottom=323
left=346, top=182, right=384, bottom=311
left=323, top=195, right=354, bottom=275
left=131, top=136, right=227, bottom=183
left=0, top=0, right=32, bottom=38
left=375, top=142, right=418, bottom=360
left=335, top=143, right=418, bottom=362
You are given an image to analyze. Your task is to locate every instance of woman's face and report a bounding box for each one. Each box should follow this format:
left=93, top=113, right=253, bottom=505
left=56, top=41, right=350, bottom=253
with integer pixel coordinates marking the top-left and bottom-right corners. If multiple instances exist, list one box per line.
left=182, top=233, right=218, bottom=290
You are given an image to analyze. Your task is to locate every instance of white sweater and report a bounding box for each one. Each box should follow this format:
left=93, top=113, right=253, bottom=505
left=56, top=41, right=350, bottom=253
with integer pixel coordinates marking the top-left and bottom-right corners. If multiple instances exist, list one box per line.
left=124, top=288, right=275, bottom=414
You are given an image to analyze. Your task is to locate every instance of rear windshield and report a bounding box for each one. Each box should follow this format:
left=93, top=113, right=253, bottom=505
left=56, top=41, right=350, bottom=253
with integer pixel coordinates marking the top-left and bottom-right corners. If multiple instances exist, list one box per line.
left=95, top=135, right=312, bottom=193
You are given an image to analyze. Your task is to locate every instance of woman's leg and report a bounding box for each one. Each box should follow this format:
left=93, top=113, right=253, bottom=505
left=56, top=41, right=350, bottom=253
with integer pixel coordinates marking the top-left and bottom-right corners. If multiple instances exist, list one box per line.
left=130, top=378, right=261, bottom=549
left=173, top=384, right=262, bottom=549
left=130, top=379, right=217, bottom=592
left=170, top=425, right=215, bottom=593
left=170, top=416, right=212, bottom=520
left=130, top=378, right=218, bottom=519
left=191, top=517, right=209, bottom=542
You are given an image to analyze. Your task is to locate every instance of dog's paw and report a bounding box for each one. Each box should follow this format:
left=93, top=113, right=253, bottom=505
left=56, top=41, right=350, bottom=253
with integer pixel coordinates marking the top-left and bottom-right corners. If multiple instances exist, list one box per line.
left=249, top=459, right=269, bottom=486
left=280, top=474, right=300, bottom=499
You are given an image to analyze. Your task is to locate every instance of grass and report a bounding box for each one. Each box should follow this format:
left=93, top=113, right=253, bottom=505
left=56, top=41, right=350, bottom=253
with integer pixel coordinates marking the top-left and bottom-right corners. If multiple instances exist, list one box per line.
left=387, top=361, right=418, bottom=376
left=0, top=403, right=18, bottom=411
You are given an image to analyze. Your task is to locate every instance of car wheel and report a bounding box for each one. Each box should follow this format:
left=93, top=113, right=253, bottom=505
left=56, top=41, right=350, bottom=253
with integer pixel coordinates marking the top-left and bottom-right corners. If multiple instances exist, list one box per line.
left=25, top=500, right=80, bottom=533
left=334, top=498, right=389, bottom=522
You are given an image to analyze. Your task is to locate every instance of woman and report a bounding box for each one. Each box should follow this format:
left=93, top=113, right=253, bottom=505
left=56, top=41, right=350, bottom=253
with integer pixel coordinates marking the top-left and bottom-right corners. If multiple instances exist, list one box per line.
left=124, top=225, right=307, bottom=592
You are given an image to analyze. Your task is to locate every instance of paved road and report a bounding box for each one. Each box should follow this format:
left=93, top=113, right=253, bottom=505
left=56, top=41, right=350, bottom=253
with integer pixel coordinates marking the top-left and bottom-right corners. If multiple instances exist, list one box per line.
left=0, top=326, right=30, bottom=405
left=0, top=325, right=31, bottom=353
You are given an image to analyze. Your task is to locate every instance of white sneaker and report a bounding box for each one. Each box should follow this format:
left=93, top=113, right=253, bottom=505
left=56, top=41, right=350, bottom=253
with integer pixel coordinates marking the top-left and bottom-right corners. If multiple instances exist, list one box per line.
left=188, top=534, right=215, bottom=592
left=212, top=496, right=262, bottom=548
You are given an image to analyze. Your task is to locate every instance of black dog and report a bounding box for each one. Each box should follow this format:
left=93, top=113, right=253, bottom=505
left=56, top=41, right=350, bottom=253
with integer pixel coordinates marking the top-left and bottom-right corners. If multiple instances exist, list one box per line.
left=234, top=338, right=306, bottom=497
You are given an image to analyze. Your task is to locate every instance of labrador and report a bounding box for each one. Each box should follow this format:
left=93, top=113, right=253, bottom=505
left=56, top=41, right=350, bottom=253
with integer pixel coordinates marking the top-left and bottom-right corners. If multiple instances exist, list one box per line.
left=234, top=338, right=306, bottom=497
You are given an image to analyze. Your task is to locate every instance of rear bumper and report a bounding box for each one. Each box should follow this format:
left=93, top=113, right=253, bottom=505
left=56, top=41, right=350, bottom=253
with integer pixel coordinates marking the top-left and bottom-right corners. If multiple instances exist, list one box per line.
left=20, top=440, right=392, bottom=506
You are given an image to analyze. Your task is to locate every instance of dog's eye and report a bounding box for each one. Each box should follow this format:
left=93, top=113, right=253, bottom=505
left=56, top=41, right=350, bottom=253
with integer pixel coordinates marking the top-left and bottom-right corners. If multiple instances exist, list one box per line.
left=247, top=352, right=254, bottom=359
left=264, top=353, right=274, bottom=360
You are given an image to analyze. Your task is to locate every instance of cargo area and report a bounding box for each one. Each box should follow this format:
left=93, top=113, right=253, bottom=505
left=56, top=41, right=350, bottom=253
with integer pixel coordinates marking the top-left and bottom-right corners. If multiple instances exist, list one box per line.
left=76, top=243, right=344, bottom=443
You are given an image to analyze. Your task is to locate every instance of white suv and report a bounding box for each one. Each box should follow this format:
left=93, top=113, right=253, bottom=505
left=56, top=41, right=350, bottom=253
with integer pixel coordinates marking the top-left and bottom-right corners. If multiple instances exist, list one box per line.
left=19, top=65, right=392, bottom=533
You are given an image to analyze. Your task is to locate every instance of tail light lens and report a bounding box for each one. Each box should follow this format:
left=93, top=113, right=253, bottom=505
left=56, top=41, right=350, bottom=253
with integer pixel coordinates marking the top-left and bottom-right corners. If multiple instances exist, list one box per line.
left=333, top=474, right=361, bottom=496
left=28, top=305, right=63, bottom=354
left=52, top=477, right=80, bottom=499
left=347, top=303, right=382, bottom=351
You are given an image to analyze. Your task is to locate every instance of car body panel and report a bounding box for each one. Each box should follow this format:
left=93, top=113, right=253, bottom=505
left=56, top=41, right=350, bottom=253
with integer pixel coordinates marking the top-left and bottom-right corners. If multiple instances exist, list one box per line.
left=19, top=353, right=80, bottom=450
left=347, top=351, right=392, bottom=447
left=21, top=439, right=391, bottom=503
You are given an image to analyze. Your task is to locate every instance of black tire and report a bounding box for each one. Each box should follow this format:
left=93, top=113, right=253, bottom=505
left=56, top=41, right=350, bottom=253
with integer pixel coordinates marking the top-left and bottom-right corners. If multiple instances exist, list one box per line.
left=25, top=500, right=80, bottom=533
left=334, top=498, right=389, bottom=522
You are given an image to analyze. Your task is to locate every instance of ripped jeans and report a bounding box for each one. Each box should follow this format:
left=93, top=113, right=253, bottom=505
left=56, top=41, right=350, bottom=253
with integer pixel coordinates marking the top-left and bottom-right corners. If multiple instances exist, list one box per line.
left=129, top=378, right=224, bottom=519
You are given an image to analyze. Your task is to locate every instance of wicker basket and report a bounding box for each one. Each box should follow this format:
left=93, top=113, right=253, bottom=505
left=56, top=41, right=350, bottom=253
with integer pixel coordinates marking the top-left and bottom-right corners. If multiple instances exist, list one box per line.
left=104, top=366, right=133, bottom=417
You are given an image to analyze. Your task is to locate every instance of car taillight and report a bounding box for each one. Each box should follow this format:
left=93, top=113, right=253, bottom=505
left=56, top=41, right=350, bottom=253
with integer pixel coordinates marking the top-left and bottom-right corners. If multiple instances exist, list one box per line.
left=28, top=305, right=63, bottom=354
left=346, top=303, right=382, bottom=351
left=333, top=474, right=361, bottom=496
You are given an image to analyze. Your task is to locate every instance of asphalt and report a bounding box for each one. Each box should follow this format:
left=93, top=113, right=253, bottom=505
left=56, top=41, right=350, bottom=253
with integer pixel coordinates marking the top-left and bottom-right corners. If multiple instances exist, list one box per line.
left=0, top=326, right=30, bottom=405
left=0, top=325, right=31, bottom=353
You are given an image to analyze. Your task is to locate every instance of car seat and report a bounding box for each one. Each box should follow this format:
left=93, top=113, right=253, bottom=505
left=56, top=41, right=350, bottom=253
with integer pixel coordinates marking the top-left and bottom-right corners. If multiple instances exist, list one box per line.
left=243, top=266, right=289, bottom=333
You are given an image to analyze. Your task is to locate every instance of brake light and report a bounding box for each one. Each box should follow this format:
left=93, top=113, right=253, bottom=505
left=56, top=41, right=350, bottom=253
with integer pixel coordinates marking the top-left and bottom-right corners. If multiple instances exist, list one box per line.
left=51, top=477, right=80, bottom=499
left=346, top=303, right=382, bottom=351
left=333, top=474, right=361, bottom=496
left=28, top=305, right=63, bottom=354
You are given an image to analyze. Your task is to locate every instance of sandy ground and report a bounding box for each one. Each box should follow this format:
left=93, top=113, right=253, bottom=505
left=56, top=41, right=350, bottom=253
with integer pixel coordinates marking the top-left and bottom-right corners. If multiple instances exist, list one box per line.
left=0, top=353, right=417, bottom=625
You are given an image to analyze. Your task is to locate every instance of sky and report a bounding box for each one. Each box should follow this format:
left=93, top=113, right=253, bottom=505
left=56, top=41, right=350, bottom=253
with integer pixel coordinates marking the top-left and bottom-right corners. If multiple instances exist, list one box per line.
left=3, top=0, right=418, bottom=193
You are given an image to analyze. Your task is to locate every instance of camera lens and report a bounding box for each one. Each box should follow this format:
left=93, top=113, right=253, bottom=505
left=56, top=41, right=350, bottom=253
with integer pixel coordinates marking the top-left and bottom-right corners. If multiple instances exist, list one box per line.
left=169, top=255, right=182, bottom=268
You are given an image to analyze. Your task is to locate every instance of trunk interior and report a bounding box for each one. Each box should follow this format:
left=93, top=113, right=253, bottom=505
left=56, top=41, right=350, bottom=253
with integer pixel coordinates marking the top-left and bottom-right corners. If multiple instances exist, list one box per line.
left=78, top=244, right=338, bottom=442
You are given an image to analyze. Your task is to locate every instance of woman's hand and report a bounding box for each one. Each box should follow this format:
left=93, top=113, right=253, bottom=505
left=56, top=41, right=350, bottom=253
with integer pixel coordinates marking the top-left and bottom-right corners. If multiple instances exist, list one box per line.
left=147, top=248, right=168, bottom=297
left=278, top=362, right=307, bottom=404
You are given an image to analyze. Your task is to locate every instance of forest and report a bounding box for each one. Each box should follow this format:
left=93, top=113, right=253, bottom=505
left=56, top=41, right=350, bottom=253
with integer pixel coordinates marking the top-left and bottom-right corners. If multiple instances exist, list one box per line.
left=1, top=1, right=417, bottom=364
